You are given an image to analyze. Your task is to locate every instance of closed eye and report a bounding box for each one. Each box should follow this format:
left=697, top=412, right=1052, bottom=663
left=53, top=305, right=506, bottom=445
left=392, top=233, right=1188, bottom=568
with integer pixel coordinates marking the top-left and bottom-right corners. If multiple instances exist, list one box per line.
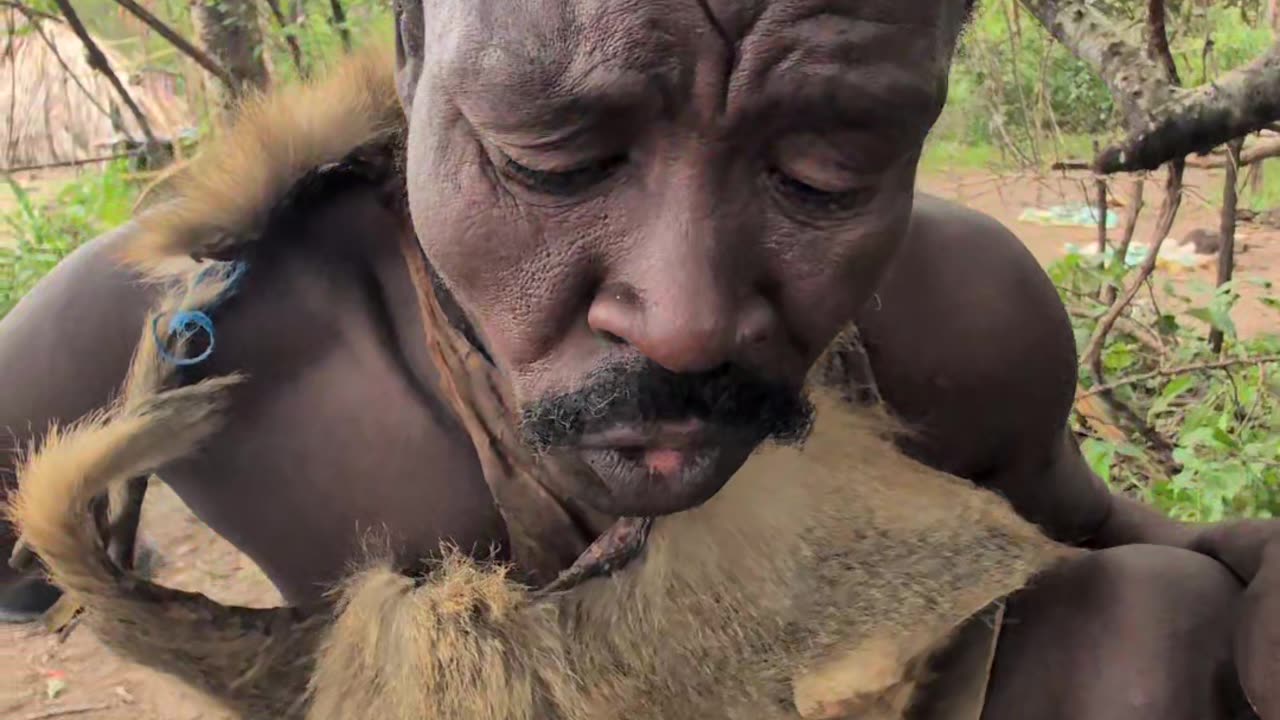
left=768, top=168, right=866, bottom=214
left=502, top=155, right=627, bottom=197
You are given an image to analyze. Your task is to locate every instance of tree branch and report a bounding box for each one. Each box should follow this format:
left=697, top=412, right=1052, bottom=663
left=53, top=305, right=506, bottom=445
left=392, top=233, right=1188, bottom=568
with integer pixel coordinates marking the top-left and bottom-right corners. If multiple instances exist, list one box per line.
left=0, top=0, right=58, bottom=22
left=262, top=0, right=307, bottom=78
left=1209, top=138, right=1243, bottom=353
left=1081, top=354, right=1280, bottom=398
left=1019, top=0, right=1280, bottom=174
left=1095, top=40, right=1280, bottom=173
left=5, top=2, right=116, bottom=124
left=1101, top=176, right=1145, bottom=305
left=47, top=0, right=164, bottom=162
left=109, top=0, right=236, bottom=92
left=1019, top=0, right=1176, bottom=132
left=328, top=0, right=349, bottom=51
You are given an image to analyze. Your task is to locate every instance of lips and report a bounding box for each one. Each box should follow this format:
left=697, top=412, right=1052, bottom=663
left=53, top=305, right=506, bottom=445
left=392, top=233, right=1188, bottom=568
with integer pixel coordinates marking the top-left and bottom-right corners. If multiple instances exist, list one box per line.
left=570, top=420, right=730, bottom=515
left=575, top=418, right=711, bottom=452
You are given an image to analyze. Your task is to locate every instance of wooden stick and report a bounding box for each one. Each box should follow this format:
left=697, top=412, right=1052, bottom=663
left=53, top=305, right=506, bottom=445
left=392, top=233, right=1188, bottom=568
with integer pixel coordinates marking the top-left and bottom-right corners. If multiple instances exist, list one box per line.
left=1209, top=138, right=1244, bottom=353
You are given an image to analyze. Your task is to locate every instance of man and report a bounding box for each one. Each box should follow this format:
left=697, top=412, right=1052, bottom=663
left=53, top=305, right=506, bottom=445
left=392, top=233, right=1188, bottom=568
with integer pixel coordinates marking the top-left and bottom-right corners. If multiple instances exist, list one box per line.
left=0, top=1, right=1274, bottom=717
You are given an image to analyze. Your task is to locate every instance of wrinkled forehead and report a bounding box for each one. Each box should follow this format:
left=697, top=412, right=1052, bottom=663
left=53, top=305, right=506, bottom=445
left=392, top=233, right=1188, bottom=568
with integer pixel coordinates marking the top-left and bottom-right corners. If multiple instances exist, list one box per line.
left=422, top=0, right=967, bottom=129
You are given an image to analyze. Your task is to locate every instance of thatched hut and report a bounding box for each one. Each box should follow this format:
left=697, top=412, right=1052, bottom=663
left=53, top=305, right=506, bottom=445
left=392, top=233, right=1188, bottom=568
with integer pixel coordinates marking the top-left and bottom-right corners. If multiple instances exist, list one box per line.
left=0, top=13, right=192, bottom=170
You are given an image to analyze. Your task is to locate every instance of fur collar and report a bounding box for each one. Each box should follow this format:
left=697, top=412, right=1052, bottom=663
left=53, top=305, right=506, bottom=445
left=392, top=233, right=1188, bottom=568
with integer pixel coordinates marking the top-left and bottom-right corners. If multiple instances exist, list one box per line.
left=120, top=43, right=404, bottom=277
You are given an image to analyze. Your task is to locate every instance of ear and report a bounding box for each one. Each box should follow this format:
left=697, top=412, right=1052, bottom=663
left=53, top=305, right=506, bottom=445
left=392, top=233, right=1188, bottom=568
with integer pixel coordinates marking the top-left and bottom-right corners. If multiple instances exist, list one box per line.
left=393, top=0, right=425, bottom=112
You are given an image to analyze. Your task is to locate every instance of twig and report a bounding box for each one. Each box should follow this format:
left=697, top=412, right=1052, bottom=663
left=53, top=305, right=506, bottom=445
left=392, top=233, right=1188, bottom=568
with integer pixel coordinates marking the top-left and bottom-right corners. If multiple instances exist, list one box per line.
left=1209, top=138, right=1243, bottom=353
left=109, top=0, right=236, bottom=91
left=3, top=0, right=115, bottom=125
left=328, top=0, right=350, bottom=50
left=1084, top=164, right=1184, bottom=381
left=21, top=704, right=113, bottom=720
left=1, top=151, right=135, bottom=172
left=47, top=0, right=163, bottom=160
left=0, top=0, right=58, bottom=22
left=1081, top=354, right=1280, bottom=398
left=1102, top=176, right=1146, bottom=305
left=262, top=0, right=306, bottom=78
left=1093, top=140, right=1108, bottom=254
left=1146, top=0, right=1181, bottom=85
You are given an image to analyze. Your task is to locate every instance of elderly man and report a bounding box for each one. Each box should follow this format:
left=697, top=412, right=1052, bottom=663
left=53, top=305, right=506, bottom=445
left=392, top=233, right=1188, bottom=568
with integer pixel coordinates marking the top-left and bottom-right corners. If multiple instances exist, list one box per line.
left=0, top=1, right=1273, bottom=718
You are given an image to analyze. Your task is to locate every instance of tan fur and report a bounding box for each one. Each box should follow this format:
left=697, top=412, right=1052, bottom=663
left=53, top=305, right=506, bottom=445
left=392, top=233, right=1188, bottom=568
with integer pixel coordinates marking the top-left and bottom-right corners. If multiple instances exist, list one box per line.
left=120, top=41, right=402, bottom=278
left=307, top=391, right=1074, bottom=720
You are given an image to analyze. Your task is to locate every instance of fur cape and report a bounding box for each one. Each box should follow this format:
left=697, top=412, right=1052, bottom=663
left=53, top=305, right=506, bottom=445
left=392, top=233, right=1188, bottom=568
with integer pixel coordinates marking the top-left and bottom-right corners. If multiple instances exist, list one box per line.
left=8, top=46, right=1076, bottom=720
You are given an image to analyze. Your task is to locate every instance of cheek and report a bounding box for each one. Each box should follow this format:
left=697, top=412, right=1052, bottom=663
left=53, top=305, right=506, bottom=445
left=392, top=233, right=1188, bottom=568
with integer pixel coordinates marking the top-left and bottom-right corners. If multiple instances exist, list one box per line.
left=404, top=103, right=603, bottom=374
left=766, top=168, right=917, bottom=354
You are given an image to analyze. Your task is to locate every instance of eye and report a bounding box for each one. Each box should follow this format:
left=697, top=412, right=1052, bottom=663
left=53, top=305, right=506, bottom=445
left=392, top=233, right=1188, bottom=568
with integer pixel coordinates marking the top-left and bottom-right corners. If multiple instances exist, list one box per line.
left=502, top=155, right=627, bottom=197
left=768, top=169, right=866, bottom=214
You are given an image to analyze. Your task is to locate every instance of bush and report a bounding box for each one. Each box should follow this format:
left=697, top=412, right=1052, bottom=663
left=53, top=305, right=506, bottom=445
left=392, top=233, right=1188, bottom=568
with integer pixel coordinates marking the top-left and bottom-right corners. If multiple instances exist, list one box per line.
left=1050, top=251, right=1280, bottom=522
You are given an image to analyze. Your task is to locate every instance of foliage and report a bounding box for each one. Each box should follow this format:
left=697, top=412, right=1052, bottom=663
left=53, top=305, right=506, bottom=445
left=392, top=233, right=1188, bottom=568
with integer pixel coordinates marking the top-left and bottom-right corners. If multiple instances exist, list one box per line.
left=1050, top=250, right=1280, bottom=522
left=0, top=161, right=139, bottom=318
left=938, top=0, right=1276, bottom=168
left=941, top=0, right=1116, bottom=155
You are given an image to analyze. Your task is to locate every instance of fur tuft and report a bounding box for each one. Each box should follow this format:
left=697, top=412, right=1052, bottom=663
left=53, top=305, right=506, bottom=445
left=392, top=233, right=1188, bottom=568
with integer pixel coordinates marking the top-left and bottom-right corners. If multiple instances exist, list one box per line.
left=121, top=42, right=401, bottom=277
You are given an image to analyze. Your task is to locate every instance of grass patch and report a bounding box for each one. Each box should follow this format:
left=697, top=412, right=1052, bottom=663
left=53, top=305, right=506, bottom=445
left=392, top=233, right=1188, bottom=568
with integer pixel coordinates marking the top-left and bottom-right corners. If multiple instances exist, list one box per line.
left=0, top=161, right=140, bottom=319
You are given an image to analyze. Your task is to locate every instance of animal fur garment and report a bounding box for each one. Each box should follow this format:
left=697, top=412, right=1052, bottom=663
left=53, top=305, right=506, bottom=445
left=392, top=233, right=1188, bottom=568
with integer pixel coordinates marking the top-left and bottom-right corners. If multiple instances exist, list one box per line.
left=9, top=45, right=1075, bottom=720
left=307, top=390, right=1072, bottom=720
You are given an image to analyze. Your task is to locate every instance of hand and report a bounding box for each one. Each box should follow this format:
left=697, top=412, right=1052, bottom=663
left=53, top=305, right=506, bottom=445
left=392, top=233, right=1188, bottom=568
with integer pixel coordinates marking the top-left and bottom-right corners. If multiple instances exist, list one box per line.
left=1190, top=520, right=1279, bottom=718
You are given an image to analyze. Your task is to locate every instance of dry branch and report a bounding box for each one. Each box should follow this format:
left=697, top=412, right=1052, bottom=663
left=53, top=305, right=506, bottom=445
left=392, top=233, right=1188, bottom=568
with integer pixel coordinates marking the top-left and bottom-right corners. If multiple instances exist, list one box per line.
left=109, top=0, right=236, bottom=92
left=328, top=0, right=350, bottom=51
left=263, top=0, right=307, bottom=78
left=1095, top=40, right=1280, bottom=173
left=1020, top=0, right=1176, bottom=132
left=1187, top=135, right=1280, bottom=168
left=1093, top=140, right=1107, bottom=253
left=0, top=0, right=58, bottom=22
left=47, top=0, right=164, bottom=162
left=1209, top=139, right=1243, bottom=353
left=1081, top=354, right=1280, bottom=397
left=1101, top=176, right=1145, bottom=306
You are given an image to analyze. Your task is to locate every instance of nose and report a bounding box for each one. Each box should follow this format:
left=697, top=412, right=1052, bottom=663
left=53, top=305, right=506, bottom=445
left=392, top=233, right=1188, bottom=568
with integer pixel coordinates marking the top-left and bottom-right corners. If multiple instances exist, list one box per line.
left=586, top=203, right=776, bottom=374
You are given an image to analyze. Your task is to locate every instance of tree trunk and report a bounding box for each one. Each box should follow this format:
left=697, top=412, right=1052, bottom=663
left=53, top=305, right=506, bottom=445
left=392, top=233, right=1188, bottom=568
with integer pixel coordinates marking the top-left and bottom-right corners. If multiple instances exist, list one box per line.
left=190, top=0, right=269, bottom=104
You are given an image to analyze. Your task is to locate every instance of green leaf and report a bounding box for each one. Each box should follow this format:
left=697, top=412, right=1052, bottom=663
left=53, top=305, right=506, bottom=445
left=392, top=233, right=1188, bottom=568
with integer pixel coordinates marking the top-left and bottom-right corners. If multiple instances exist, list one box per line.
left=1081, top=438, right=1117, bottom=484
left=1149, top=375, right=1195, bottom=417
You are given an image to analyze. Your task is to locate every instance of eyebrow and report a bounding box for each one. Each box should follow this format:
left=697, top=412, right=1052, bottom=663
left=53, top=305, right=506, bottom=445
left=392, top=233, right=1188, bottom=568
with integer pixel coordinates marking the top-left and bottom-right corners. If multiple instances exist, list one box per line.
left=736, top=62, right=945, bottom=133
left=459, top=63, right=683, bottom=147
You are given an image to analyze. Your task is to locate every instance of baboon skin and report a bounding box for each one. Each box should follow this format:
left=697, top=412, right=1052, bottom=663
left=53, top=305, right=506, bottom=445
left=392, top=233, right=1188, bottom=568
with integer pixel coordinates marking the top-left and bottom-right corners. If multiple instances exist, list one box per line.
left=307, top=390, right=1072, bottom=720
left=9, top=314, right=1070, bottom=720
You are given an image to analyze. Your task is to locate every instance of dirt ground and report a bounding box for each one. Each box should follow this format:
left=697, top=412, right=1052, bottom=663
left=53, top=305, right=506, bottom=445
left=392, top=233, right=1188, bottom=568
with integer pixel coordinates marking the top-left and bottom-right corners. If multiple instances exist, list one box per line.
left=1, top=166, right=1278, bottom=720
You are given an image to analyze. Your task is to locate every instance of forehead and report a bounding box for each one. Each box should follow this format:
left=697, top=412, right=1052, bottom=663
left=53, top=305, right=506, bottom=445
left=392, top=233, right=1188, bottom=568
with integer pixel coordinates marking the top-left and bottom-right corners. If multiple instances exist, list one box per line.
left=429, top=0, right=966, bottom=128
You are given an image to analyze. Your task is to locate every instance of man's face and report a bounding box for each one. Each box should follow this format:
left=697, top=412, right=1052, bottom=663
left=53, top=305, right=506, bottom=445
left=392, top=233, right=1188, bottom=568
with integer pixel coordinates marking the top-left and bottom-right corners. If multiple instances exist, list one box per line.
left=396, top=0, right=965, bottom=516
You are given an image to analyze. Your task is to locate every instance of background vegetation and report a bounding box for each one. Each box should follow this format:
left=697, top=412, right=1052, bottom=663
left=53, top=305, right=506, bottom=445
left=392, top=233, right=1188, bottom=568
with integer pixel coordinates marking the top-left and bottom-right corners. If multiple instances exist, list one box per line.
left=0, top=0, right=1278, bottom=523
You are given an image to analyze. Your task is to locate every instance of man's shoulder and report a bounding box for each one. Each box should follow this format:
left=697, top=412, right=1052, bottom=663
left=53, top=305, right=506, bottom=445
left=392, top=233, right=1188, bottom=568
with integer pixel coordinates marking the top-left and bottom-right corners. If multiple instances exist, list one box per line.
left=851, top=195, right=1078, bottom=474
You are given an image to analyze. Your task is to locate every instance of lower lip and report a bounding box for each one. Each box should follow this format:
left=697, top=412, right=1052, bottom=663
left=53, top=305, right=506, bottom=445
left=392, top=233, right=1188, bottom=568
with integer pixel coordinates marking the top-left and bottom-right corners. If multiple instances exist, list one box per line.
left=578, top=444, right=721, bottom=494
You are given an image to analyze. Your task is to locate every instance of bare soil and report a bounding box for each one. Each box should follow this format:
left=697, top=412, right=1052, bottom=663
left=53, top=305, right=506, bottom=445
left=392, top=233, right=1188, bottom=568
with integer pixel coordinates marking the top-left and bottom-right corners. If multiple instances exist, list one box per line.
left=1, top=166, right=1277, bottom=720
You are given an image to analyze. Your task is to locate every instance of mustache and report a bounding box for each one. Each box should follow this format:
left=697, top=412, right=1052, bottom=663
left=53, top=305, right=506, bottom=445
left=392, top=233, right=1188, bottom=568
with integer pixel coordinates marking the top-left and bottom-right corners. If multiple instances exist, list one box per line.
left=519, top=358, right=814, bottom=452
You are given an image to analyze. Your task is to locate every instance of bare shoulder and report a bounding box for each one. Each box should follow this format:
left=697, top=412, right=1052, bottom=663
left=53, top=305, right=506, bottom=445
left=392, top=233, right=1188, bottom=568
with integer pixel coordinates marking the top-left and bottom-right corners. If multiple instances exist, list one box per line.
left=853, top=194, right=1078, bottom=476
